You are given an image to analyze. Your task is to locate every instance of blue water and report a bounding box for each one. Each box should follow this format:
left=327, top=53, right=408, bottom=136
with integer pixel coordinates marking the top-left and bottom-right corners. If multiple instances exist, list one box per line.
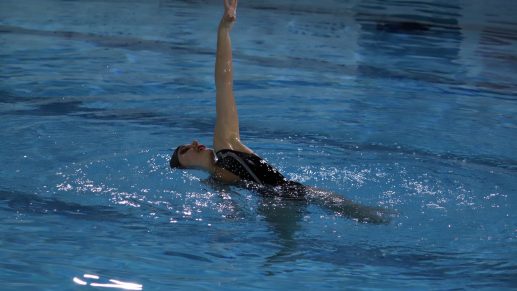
left=1, top=0, right=516, bottom=290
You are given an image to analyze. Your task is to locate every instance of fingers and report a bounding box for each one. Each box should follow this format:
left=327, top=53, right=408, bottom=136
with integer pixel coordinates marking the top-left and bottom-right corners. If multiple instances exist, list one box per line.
left=222, top=0, right=238, bottom=24
left=224, top=0, right=238, bottom=11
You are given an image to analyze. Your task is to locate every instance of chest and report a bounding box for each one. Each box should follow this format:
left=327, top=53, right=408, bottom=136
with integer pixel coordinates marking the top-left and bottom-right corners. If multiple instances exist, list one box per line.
left=213, top=166, right=241, bottom=184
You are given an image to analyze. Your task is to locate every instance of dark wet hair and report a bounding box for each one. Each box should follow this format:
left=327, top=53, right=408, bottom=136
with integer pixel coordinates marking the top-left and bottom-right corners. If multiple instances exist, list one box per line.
left=169, top=146, right=185, bottom=169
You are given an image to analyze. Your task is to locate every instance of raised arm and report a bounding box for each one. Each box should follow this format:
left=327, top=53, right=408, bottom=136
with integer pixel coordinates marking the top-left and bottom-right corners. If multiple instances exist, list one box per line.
left=213, top=0, right=252, bottom=153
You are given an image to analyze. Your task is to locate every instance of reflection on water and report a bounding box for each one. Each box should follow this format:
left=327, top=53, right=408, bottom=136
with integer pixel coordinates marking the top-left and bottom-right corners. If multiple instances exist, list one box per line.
left=258, top=198, right=307, bottom=264
left=73, top=274, right=142, bottom=290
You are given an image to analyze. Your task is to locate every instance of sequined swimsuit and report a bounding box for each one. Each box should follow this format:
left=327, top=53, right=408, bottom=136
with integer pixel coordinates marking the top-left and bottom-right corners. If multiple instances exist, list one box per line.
left=215, top=149, right=305, bottom=199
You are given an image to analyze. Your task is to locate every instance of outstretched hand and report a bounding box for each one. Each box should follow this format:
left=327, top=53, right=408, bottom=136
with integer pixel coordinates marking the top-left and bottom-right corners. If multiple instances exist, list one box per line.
left=222, top=0, right=238, bottom=24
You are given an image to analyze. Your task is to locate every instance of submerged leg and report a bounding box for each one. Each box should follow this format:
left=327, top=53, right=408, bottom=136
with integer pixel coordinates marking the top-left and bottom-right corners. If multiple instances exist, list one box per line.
left=303, top=186, right=392, bottom=224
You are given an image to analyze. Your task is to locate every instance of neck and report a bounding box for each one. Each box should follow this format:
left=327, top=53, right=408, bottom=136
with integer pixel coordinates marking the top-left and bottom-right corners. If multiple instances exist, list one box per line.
left=206, top=159, right=217, bottom=174
left=203, top=150, right=218, bottom=174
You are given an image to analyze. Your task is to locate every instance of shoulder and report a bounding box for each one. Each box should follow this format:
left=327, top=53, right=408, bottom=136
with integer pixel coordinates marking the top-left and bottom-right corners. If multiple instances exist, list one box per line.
left=213, top=138, right=254, bottom=155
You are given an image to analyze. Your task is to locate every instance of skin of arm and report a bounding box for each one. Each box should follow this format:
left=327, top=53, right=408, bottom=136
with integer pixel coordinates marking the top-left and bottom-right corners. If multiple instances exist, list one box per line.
left=213, top=0, right=252, bottom=154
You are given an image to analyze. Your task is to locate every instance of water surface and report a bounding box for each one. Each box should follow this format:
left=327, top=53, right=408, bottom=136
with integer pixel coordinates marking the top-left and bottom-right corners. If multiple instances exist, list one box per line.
left=1, top=0, right=516, bottom=290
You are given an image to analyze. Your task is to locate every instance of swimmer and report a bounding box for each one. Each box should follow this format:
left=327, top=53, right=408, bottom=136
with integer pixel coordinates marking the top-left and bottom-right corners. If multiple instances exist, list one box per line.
left=170, top=0, right=390, bottom=224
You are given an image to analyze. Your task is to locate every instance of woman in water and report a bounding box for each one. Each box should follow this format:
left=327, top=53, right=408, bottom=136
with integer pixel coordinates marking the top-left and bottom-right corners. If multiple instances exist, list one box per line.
left=170, top=0, right=389, bottom=224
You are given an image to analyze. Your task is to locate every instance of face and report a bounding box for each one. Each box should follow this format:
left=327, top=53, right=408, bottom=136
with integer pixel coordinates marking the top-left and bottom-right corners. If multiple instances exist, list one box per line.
left=177, top=140, right=214, bottom=169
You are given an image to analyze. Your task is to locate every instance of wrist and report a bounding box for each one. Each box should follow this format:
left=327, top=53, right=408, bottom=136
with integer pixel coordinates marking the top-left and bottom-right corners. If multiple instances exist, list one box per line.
left=219, top=19, right=234, bottom=31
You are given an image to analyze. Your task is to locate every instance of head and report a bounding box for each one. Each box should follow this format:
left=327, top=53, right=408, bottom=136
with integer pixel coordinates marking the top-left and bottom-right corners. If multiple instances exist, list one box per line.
left=170, top=140, right=215, bottom=171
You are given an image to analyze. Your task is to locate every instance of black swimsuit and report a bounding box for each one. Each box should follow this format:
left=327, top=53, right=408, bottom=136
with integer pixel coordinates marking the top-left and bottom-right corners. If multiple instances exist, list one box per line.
left=215, top=149, right=305, bottom=199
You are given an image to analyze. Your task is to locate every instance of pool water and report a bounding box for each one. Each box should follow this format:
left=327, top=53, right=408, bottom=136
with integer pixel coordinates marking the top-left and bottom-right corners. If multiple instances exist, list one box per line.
left=1, top=0, right=516, bottom=290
